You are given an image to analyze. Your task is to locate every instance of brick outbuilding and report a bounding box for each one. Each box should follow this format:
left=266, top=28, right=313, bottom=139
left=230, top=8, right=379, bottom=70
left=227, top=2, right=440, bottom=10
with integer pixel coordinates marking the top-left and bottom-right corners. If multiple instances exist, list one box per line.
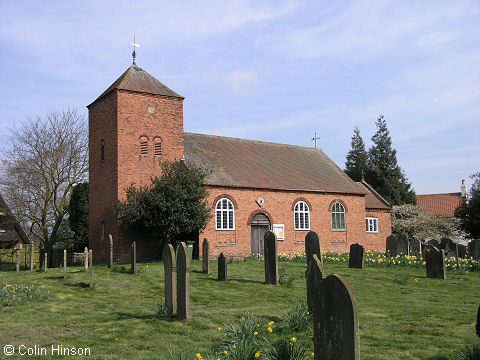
left=88, top=63, right=391, bottom=262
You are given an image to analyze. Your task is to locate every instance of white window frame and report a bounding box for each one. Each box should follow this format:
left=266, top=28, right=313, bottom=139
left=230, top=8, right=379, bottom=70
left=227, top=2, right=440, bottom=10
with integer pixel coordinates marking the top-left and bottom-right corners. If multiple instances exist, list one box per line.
left=273, top=224, right=285, bottom=240
left=366, top=217, right=378, bottom=233
left=294, top=201, right=310, bottom=230
left=215, top=198, right=235, bottom=230
left=331, top=202, right=346, bottom=231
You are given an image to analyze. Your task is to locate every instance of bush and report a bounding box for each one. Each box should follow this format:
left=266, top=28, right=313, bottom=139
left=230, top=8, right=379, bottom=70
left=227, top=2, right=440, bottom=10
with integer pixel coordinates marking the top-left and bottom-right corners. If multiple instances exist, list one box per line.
left=283, top=300, right=312, bottom=332
left=264, top=338, right=306, bottom=360
left=0, top=283, right=49, bottom=307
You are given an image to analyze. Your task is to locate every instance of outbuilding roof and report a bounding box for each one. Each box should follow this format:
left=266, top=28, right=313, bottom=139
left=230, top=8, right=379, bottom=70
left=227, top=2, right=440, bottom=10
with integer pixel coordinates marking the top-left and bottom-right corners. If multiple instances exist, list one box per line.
left=0, top=193, right=30, bottom=248
left=357, top=180, right=391, bottom=210
left=416, top=193, right=462, bottom=218
left=184, top=132, right=366, bottom=195
left=88, top=65, right=184, bottom=106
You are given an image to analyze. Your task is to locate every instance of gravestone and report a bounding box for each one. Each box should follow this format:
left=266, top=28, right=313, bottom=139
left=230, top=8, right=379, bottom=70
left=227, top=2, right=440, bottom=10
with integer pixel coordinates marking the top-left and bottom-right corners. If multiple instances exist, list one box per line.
left=264, top=230, right=279, bottom=285
left=30, top=243, right=34, bottom=271
left=202, top=238, right=210, bottom=274
left=16, top=252, right=20, bottom=272
left=468, top=239, right=480, bottom=260
left=305, top=231, right=322, bottom=267
left=425, top=246, right=446, bottom=279
left=84, top=247, right=89, bottom=271
left=348, top=244, right=365, bottom=269
left=108, top=234, right=113, bottom=268
left=409, top=239, right=422, bottom=254
left=131, top=241, right=137, bottom=274
left=89, top=250, right=93, bottom=287
left=440, top=238, right=458, bottom=259
left=218, top=253, right=227, bottom=281
left=314, top=274, right=360, bottom=360
left=396, top=235, right=409, bottom=256
left=163, top=244, right=177, bottom=315
left=458, top=244, right=467, bottom=258
left=386, top=235, right=396, bottom=256
left=176, top=242, right=190, bottom=320
left=44, top=252, right=48, bottom=272
left=306, top=254, right=326, bottom=312
left=63, top=250, right=67, bottom=279
left=427, top=239, right=440, bottom=248
left=476, top=304, right=480, bottom=337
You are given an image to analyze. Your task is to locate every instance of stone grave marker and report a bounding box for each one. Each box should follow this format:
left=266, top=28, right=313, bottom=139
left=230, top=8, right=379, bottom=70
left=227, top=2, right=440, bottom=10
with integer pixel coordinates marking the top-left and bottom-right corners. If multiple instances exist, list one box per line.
left=108, top=234, right=113, bottom=268
left=176, top=242, right=190, bottom=320
left=84, top=247, right=89, bottom=271
left=386, top=235, right=396, bottom=256
left=476, top=304, right=480, bottom=337
left=409, top=239, right=422, bottom=254
left=44, top=252, right=48, bottom=272
left=468, top=239, right=480, bottom=260
left=458, top=244, right=467, bottom=258
left=163, top=244, right=177, bottom=315
left=218, top=253, right=227, bottom=281
left=63, top=249, right=67, bottom=279
left=305, top=231, right=322, bottom=267
left=427, top=239, right=440, bottom=248
left=396, top=235, right=409, bottom=256
left=16, top=252, right=20, bottom=272
left=202, top=238, right=210, bottom=274
left=89, top=250, right=93, bottom=287
left=264, top=230, right=279, bottom=285
left=30, top=243, right=34, bottom=271
left=131, top=241, right=137, bottom=274
left=425, top=246, right=446, bottom=279
left=314, top=274, right=360, bottom=360
left=348, top=243, right=365, bottom=269
left=440, top=238, right=458, bottom=259
left=306, top=254, right=326, bottom=312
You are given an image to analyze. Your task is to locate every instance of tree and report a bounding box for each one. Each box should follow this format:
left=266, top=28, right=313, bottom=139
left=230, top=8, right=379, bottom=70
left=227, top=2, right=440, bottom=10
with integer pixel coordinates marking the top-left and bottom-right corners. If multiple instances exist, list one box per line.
left=366, top=115, right=416, bottom=205
left=115, top=160, right=211, bottom=250
left=67, top=182, right=89, bottom=251
left=344, top=126, right=368, bottom=182
left=455, top=172, right=480, bottom=238
left=392, top=204, right=465, bottom=242
left=0, top=108, right=88, bottom=263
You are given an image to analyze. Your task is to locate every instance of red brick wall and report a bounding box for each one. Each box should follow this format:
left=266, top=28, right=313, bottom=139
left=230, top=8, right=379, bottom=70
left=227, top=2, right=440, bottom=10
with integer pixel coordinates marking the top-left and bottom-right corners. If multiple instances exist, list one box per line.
left=365, top=210, right=391, bottom=252
left=200, top=186, right=391, bottom=259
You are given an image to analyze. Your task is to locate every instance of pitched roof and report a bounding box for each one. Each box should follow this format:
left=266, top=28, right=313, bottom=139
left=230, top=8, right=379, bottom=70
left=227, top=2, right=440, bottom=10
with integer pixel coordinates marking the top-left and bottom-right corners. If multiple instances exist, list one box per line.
left=357, top=180, right=391, bottom=210
left=184, top=132, right=366, bottom=195
left=0, top=192, right=30, bottom=247
left=88, top=65, right=184, bottom=106
left=416, top=193, right=462, bottom=218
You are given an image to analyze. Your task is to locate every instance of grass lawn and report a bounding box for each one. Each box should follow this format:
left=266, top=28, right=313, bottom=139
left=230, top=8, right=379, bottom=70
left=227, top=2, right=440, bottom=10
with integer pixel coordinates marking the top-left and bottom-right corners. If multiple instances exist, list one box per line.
left=0, top=258, right=479, bottom=360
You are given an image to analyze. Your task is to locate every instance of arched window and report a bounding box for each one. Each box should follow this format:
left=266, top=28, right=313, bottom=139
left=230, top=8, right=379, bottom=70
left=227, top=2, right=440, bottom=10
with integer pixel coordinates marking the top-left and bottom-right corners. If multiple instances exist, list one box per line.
left=294, top=201, right=310, bottom=230
left=140, top=136, right=148, bottom=156
left=153, top=137, right=162, bottom=156
left=216, top=198, right=235, bottom=230
left=100, top=140, right=105, bottom=162
left=331, top=202, right=346, bottom=231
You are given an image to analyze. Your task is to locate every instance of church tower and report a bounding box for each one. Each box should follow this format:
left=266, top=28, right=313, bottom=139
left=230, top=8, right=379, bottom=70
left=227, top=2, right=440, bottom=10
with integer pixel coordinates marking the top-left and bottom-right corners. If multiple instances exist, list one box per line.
left=87, top=64, right=184, bottom=262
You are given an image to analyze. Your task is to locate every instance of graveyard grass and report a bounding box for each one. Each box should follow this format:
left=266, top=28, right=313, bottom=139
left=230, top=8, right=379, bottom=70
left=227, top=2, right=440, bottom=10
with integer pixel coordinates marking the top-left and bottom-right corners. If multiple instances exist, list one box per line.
left=1, top=258, right=479, bottom=360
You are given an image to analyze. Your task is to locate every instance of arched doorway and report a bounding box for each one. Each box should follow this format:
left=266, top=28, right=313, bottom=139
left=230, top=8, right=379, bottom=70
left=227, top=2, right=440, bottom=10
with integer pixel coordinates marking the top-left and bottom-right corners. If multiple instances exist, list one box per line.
left=250, top=213, right=271, bottom=256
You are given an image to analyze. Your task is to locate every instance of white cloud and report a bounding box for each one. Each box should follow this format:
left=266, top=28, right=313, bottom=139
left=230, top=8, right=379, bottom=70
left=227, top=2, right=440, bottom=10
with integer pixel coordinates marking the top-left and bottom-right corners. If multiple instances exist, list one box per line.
left=202, top=69, right=260, bottom=94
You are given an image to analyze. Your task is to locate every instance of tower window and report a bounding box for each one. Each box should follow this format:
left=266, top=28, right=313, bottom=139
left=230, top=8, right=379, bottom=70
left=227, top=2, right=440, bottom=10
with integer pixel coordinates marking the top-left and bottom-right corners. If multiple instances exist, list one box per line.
left=100, top=140, right=105, bottom=162
left=140, top=136, right=148, bottom=156
left=154, top=138, right=162, bottom=156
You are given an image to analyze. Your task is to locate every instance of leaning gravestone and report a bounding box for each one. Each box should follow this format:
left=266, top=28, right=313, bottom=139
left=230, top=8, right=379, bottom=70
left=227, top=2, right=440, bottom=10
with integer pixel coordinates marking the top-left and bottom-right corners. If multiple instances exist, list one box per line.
left=264, top=230, right=279, bottom=285
left=468, top=239, right=480, bottom=260
left=202, top=238, right=210, bottom=274
left=306, top=254, right=326, bottom=312
left=348, top=244, right=365, bottom=269
left=440, top=238, right=458, bottom=259
left=386, top=235, right=396, bottom=256
left=427, top=239, right=440, bottom=248
left=176, top=242, right=190, bottom=320
left=63, top=250, right=67, bottom=279
left=131, top=241, right=137, bottom=274
left=218, top=253, right=227, bottom=281
left=163, top=244, right=177, bottom=315
left=89, top=250, right=93, bottom=288
left=425, top=246, right=446, bottom=279
left=84, top=247, right=89, bottom=271
left=396, top=235, right=409, bottom=256
left=409, top=239, right=422, bottom=254
left=108, top=234, right=113, bottom=268
left=305, top=231, right=322, bottom=267
left=314, top=274, right=360, bottom=360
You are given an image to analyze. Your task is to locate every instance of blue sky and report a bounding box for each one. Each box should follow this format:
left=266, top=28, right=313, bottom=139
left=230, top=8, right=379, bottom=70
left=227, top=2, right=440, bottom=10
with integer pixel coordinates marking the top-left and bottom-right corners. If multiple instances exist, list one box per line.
left=1, top=0, right=479, bottom=194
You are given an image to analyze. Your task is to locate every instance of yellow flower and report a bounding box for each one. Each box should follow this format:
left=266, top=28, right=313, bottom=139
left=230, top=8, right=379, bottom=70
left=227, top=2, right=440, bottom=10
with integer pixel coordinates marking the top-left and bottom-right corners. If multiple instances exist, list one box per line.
left=422, top=261, right=426, bottom=266
left=233, top=345, right=236, bottom=349
left=291, top=337, right=297, bottom=343
left=256, top=323, right=260, bottom=327
left=267, top=327, right=273, bottom=333
left=196, top=354, right=202, bottom=359
left=306, top=312, right=310, bottom=315
left=311, top=353, right=315, bottom=358
left=268, top=321, right=275, bottom=326
left=255, top=352, right=260, bottom=358
left=224, top=350, right=228, bottom=355
left=254, top=331, right=258, bottom=336
left=218, top=327, right=222, bottom=331
left=415, top=278, right=419, bottom=283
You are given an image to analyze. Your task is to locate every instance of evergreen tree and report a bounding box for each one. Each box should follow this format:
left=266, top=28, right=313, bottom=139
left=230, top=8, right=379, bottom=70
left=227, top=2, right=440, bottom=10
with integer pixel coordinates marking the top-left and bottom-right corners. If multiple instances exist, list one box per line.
left=455, top=172, right=480, bottom=238
left=67, top=182, right=89, bottom=251
left=366, top=115, right=416, bottom=205
left=344, top=126, right=368, bottom=182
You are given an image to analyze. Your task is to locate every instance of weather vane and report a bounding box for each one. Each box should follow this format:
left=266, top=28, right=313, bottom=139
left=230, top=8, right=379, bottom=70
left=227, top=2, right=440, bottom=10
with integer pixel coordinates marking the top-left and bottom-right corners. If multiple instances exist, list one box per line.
left=131, top=35, right=140, bottom=65
left=311, top=132, right=320, bottom=148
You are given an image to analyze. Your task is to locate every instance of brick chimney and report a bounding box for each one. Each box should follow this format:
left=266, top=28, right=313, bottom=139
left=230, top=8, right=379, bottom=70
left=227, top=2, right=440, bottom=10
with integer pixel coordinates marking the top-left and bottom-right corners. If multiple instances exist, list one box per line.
left=461, top=179, right=467, bottom=198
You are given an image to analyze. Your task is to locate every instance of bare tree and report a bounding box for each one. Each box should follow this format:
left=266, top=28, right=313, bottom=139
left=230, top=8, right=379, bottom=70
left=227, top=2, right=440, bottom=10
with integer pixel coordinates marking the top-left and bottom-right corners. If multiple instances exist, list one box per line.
left=0, top=108, right=88, bottom=262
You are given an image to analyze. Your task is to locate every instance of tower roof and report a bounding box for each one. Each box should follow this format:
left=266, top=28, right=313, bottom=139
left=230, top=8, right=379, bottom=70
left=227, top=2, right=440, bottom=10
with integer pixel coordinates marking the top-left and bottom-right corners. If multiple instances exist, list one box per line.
left=88, top=65, right=184, bottom=106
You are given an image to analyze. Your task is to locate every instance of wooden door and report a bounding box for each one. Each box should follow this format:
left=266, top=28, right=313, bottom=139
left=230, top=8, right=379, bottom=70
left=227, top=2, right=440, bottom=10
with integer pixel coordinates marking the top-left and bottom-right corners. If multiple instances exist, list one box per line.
left=250, top=213, right=270, bottom=256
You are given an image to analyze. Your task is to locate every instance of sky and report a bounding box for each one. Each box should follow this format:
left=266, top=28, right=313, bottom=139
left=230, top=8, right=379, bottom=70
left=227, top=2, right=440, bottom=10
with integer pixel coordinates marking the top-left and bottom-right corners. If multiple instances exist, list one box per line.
left=0, top=0, right=479, bottom=195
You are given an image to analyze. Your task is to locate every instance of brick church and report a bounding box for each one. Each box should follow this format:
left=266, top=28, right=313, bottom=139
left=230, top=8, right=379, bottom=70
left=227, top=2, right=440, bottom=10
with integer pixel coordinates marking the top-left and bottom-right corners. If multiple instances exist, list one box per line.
left=88, top=63, right=391, bottom=262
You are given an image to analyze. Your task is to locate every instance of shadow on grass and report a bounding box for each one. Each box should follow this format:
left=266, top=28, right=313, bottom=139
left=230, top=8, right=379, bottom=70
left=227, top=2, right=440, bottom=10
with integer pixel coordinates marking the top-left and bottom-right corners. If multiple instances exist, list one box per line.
left=227, top=278, right=265, bottom=285
left=63, top=282, right=91, bottom=288
left=115, top=312, right=177, bottom=322
left=111, top=266, right=133, bottom=274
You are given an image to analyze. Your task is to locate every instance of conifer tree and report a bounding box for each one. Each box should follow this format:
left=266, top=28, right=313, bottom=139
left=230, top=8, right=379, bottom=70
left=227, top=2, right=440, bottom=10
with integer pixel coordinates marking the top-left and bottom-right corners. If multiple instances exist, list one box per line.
left=366, top=115, right=416, bottom=205
left=344, top=127, right=368, bottom=182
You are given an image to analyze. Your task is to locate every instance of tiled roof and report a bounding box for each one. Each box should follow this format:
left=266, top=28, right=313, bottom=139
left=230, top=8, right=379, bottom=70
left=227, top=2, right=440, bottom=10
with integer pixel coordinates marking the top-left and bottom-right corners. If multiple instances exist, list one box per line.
left=416, top=193, right=463, bottom=218
left=184, top=133, right=366, bottom=195
left=357, top=181, right=391, bottom=210
left=0, top=192, right=30, bottom=247
left=89, top=65, right=183, bottom=106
